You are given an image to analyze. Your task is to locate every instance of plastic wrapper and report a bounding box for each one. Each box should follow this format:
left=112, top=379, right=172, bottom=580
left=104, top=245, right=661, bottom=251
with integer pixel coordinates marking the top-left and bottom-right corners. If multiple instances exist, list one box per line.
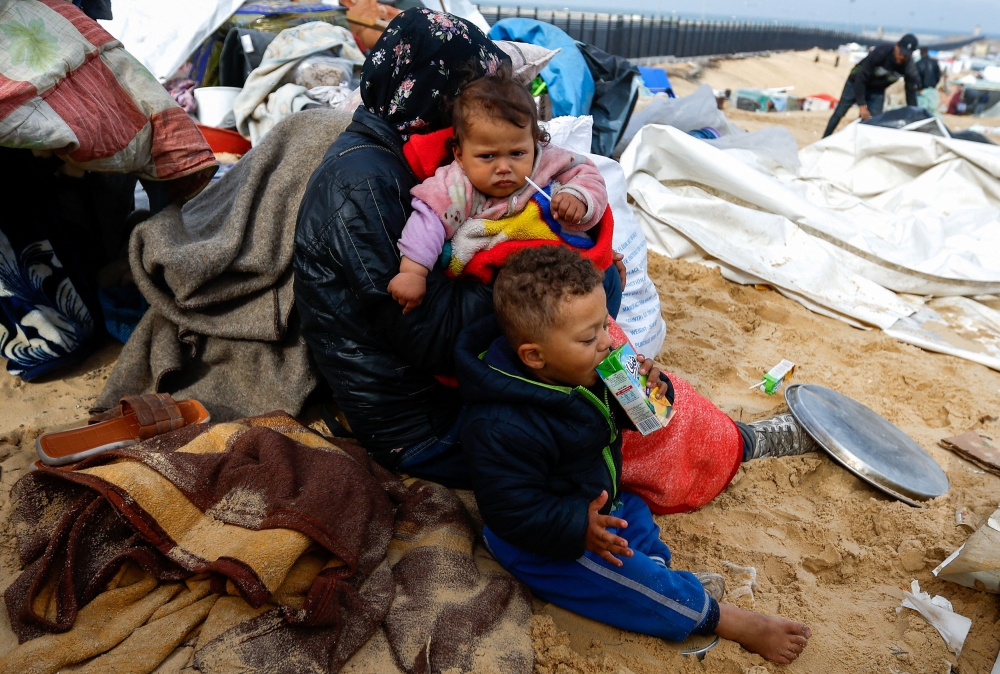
left=285, top=54, right=355, bottom=89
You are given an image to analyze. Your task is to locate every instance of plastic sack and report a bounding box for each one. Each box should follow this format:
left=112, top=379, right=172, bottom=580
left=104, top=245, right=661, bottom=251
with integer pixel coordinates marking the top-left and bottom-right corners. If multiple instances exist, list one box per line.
left=284, top=54, right=355, bottom=89
left=545, top=115, right=667, bottom=355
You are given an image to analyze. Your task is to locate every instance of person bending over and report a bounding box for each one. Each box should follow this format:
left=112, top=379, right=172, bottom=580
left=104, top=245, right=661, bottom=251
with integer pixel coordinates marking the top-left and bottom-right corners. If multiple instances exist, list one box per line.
left=456, top=246, right=811, bottom=664
left=823, top=34, right=920, bottom=137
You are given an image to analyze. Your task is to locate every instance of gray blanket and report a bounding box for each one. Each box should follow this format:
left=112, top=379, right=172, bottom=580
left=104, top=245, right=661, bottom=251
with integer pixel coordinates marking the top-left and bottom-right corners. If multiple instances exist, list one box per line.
left=96, top=109, right=354, bottom=420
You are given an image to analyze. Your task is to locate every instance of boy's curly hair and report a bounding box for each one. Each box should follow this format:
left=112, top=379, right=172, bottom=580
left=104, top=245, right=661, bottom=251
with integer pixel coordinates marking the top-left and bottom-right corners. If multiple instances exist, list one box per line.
left=494, top=246, right=604, bottom=348
left=448, top=65, right=549, bottom=151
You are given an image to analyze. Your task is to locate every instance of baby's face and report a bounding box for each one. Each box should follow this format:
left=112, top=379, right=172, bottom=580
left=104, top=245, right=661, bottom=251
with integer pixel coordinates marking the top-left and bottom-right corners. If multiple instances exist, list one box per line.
left=453, top=116, right=535, bottom=198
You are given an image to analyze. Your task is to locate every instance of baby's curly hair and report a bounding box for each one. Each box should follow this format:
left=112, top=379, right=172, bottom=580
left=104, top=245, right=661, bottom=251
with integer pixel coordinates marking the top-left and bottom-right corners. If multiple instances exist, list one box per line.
left=494, top=246, right=604, bottom=348
left=449, top=65, right=549, bottom=150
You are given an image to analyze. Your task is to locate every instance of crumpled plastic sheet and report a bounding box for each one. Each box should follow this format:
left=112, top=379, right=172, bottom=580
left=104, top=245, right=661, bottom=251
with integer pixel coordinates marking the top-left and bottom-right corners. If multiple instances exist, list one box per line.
left=898, top=579, right=972, bottom=656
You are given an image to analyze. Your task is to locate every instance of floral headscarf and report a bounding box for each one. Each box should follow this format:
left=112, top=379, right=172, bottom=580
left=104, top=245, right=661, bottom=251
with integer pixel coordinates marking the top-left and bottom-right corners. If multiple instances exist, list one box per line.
left=360, top=8, right=508, bottom=137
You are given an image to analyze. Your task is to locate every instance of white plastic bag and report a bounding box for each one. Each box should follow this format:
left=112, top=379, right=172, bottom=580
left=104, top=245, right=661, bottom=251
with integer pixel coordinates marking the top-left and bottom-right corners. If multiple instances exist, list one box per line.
left=542, top=116, right=667, bottom=356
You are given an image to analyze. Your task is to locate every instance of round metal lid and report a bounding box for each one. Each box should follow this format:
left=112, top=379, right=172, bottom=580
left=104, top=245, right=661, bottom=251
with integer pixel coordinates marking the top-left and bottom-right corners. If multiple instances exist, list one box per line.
left=784, top=384, right=949, bottom=507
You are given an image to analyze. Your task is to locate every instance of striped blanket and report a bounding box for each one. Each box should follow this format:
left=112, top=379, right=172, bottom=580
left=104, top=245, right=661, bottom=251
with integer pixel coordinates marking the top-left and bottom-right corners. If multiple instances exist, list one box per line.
left=2, top=411, right=531, bottom=673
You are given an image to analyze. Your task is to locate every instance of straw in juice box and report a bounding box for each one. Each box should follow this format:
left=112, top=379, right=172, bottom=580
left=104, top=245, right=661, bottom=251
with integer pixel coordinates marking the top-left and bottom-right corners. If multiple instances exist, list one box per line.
left=596, top=343, right=672, bottom=436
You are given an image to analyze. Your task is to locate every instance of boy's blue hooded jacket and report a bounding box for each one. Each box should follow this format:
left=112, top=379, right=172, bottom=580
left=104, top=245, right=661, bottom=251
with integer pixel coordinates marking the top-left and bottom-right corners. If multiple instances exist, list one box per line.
left=456, top=315, right=632, bottom=560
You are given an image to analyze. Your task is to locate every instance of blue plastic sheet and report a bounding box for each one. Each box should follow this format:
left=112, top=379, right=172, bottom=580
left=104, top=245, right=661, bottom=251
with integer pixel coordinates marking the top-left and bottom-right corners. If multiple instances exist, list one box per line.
left=488, top=19, right=594, bottom=118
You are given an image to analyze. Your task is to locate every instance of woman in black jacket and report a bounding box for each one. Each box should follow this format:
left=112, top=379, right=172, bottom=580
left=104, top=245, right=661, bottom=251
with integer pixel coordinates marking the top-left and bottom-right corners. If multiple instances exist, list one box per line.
left=293, top=9, right=510, bottom=486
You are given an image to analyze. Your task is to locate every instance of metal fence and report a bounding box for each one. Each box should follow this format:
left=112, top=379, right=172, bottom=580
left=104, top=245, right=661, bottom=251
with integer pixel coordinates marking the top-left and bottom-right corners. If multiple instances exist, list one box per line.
left=477, top=6, right=971, bottom=60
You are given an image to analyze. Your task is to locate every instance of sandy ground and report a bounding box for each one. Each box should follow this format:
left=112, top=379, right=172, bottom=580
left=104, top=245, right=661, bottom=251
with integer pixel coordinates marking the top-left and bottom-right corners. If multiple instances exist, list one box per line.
left=2, top=49, right=1000, bottom=673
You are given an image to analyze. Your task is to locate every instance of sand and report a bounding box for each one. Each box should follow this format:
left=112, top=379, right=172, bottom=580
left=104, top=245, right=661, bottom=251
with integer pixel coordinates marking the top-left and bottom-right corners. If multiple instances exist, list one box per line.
left=2, top=51, right=1000, bottom=672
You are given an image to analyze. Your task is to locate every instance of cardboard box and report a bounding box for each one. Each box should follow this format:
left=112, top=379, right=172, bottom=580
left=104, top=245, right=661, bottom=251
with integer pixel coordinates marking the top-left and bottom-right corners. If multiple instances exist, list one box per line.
left=596, top=344, right=672, bottom=436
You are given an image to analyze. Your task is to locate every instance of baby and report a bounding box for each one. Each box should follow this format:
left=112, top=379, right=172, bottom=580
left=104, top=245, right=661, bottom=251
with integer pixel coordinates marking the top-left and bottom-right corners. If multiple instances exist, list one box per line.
left=388, top=67, right=609, bottom=313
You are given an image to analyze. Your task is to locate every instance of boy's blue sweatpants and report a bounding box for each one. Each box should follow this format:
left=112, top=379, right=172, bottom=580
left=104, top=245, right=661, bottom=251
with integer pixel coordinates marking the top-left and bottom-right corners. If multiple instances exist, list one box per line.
left=483, top=492, right=719, bottom=642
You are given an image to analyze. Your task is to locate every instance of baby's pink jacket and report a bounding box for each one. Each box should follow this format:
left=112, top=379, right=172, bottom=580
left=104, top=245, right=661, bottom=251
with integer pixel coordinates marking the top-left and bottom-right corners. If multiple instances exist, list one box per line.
left=397, top=143, right=608, bottom=270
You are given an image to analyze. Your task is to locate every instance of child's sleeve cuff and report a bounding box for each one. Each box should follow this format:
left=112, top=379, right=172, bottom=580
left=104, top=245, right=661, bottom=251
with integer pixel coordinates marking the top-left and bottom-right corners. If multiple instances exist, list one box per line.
left=693, top=596, right=721, bottom=636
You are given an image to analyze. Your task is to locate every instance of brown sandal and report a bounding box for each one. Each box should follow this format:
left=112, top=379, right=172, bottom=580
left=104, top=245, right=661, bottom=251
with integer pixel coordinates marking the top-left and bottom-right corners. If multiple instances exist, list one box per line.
left=36, top=394, right=211, bottom=466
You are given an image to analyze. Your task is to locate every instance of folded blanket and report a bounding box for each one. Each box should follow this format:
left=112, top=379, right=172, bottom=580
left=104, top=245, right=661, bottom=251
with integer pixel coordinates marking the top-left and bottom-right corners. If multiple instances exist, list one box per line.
left=95, top=109, right=354, bottom=421
left=2, top=412, right=532, bottom=673
left=233, top=22, right=364, bottom=145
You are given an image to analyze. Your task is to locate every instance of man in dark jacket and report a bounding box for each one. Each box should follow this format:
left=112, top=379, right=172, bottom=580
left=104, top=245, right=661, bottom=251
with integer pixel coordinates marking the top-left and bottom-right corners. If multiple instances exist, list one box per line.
left=458, top=247, right=812, bottom=663
left=823, top=34, right=921, bottom=137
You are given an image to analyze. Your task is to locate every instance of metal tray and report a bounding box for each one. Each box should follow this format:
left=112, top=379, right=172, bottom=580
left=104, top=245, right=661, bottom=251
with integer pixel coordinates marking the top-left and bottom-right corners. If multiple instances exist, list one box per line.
left=785, top=384, right=949, bottom=507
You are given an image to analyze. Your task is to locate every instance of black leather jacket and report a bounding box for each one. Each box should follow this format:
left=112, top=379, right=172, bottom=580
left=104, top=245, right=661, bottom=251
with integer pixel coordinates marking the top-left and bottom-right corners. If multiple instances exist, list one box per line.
left=293, top=108, right=494, bottom=467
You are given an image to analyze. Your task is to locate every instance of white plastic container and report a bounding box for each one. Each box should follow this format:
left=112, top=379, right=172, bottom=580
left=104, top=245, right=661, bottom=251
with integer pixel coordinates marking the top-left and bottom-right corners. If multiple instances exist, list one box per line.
left=193, top=86, right=241, bottom=128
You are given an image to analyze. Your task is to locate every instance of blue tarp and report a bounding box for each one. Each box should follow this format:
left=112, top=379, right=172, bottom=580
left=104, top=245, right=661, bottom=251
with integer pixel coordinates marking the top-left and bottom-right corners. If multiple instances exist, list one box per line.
left=488, top=19, right=594, bottom=118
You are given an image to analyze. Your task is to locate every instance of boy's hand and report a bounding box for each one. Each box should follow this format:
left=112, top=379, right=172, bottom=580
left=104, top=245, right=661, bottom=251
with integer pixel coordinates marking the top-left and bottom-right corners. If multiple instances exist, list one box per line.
left=551, top=192, right=587, bottom=226
left=637, top=354, right=668, bottom=401
left=585, top=490, right=632, bottom=567
left=388, top=272, right=426, bottom=314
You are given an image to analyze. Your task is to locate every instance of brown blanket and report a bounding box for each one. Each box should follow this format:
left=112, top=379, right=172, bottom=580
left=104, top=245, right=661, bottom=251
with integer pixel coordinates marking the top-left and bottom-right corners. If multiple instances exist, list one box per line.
left=2, top=413, right=531, bottom=673
left=95, top=109, right=355, bottom=421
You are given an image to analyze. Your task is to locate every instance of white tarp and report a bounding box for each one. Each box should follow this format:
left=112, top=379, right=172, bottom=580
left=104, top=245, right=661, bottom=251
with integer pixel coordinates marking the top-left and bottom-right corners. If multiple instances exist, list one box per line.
left=621, top=121, right=1000, bottom=370
left=100, top=0, right=247, bottom=82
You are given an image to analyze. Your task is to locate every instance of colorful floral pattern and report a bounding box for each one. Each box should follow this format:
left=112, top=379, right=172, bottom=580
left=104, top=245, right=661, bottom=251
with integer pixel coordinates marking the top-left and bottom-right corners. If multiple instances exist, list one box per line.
left=360, top=8, right=509, bottom=138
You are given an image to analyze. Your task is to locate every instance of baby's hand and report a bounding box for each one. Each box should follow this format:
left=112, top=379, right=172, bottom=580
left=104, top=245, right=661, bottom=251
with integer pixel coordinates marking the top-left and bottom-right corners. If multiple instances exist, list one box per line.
left=551, top=192, right=587, bottom=226
left=584, top=490, right=632, bottom=567
left=637, top=353, right=668, bottom=401
left=388, top=272, right=426, bottom=314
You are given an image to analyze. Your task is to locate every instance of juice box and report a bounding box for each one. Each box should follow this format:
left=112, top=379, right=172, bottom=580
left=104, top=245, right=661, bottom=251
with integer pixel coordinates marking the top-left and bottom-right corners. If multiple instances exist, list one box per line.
left=596, top=344, right=672, bottom=436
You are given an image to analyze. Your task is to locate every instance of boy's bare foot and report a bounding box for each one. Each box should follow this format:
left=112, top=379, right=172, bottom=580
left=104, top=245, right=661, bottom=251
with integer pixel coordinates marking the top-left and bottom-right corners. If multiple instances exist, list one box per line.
left=715, top=603, right=811, bottom=665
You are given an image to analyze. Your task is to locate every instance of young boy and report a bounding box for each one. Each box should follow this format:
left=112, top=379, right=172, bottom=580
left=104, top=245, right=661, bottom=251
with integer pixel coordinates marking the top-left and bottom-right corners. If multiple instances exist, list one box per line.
left=456, top=246, right=811, bottom=664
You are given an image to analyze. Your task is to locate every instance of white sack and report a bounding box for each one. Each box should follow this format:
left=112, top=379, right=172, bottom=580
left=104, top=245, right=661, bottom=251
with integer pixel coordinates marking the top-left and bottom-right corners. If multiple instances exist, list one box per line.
left=422, top=0, right=491, bottom=34
left=544, top=116, right=667, bottom=356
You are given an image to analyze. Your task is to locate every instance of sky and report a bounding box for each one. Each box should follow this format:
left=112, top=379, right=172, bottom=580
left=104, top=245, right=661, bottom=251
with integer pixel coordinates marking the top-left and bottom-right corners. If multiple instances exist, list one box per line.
left=488, top=0, right=998, bottom=36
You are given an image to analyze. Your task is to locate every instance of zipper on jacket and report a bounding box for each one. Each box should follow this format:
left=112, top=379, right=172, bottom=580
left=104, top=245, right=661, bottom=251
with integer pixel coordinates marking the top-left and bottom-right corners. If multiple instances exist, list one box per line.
left=338, top=144, right=395, bottom=158
left=483, top=355, right=620, bottom=501
left=575, top=385, right=619, bottom=502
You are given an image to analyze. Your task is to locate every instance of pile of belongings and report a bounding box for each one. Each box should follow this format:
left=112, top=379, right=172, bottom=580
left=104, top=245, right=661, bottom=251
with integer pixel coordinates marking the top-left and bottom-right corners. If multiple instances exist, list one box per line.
left=617, top=85, right=1000, bottom=372
left=733, top=87, right=799, bottom=112
left=0, top=0, right=216, bottom=381
left=229, top=21, right=365, bottom=144
left=0, top=410, right=532, bottom=673
left=488, top=18, right=643, bottom=156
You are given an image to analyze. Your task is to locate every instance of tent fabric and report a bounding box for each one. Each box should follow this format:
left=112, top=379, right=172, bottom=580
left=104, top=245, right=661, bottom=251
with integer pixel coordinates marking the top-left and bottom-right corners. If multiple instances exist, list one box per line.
left=577, top=42, right=641, bottom=157
left=615, top=85, right=744, bottom=158
left=99, top=0, right=247, bottom=83
left=620, top=120, right=1000, bottom=370
left=488, top=18, right=594, bottom=118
